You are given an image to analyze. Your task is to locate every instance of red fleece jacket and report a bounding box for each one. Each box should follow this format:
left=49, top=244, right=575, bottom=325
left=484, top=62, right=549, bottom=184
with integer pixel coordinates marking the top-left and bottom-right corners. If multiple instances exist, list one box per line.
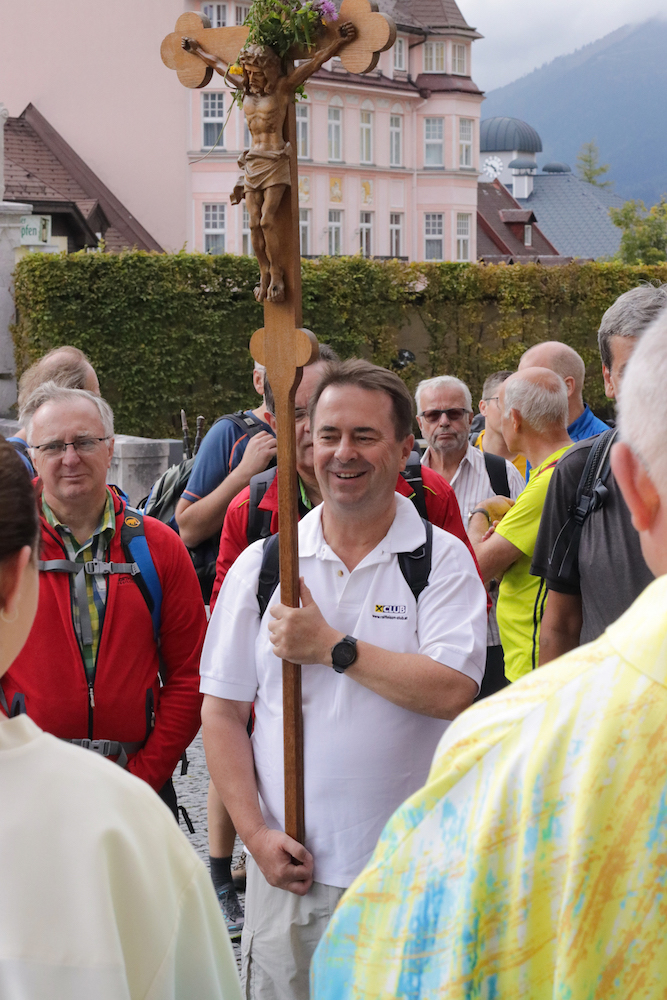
left=1, top=488, right=205, bottom=791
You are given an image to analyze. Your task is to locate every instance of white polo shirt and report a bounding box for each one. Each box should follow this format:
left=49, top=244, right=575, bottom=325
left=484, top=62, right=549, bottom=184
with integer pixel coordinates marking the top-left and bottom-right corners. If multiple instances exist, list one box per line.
left=200, top=494, right=487, bottom=888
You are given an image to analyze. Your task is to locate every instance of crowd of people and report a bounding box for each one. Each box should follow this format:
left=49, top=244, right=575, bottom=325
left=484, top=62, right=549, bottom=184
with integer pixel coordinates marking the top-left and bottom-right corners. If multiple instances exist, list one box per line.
left=1, top=281, right=666, bottom=998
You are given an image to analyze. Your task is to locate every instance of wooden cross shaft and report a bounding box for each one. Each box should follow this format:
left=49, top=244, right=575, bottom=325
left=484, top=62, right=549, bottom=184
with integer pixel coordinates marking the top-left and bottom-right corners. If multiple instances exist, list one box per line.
left=249, top=101, right=317, bottom=842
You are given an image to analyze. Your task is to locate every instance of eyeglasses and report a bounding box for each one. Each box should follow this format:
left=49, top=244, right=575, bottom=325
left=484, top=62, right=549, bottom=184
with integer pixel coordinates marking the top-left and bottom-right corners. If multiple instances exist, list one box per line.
left=482, top=396, right=499, bottom=403
left=30, top=436, right=110, bottom=457
left=418, top=408, right=471, bottom=424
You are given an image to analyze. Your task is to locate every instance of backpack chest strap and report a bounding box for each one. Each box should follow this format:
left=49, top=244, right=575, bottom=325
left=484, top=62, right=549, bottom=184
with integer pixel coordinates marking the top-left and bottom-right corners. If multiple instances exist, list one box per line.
left=38, top=559, right=140, bottom=647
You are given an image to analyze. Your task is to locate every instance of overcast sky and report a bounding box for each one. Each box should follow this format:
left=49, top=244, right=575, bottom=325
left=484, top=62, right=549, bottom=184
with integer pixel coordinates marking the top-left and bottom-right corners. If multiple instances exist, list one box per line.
left=463, top=0, right=667, bottom=91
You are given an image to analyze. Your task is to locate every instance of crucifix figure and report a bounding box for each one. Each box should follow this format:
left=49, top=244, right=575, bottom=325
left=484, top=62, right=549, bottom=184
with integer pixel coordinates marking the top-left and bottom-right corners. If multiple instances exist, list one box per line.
left=181, top=25, right=356, bottom=304
left=162, top=0, right=395, bottom=846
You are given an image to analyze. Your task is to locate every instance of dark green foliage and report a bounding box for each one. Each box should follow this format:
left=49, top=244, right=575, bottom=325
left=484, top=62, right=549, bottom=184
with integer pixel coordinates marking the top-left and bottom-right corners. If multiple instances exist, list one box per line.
left=610, top=197, right=667, bottom=265
left=13, top=251, right=667, bottom=435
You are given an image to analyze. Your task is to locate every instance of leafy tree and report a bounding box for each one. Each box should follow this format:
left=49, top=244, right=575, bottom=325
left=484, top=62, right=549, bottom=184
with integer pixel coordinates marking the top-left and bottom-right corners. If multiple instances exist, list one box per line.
left=576, top=140, right=612, bottom=188
left=610, top=198, right=667, bottom=264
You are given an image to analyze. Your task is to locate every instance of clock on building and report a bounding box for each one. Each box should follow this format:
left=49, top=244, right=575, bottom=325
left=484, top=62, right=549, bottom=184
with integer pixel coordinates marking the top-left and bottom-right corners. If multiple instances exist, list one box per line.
left=483, top=156, right=504, bottom=180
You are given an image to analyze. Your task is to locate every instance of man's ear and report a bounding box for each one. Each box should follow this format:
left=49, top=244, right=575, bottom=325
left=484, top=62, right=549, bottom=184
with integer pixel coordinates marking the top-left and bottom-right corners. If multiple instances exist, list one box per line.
left=611, top=442, right=659, bottom=533
left=563, top=375, right=576, bottom=399
left=0, top=546, right=32, bottom=621
left=265, top=411, right=277, bottom=433
left=398, top=434, right=415, bottom=471
left=478, top=399, right=487, bottom=418
left=602, top=364, right=615, bottom=399
left=510, top=408, right=521, bottom=435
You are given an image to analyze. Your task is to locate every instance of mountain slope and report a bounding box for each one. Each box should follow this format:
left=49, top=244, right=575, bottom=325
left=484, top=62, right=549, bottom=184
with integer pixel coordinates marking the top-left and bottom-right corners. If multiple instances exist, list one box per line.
left=482, top=19, right=667, bottom=206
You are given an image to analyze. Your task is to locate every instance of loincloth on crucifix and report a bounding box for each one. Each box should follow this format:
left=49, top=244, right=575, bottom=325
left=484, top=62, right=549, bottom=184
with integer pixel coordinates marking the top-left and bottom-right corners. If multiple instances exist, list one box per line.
left=230, top=143, right=292, bottom=205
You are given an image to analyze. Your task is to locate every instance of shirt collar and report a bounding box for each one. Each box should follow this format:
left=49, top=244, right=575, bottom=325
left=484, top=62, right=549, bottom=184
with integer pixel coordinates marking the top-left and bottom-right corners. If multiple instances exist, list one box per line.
left=298, top=493, right=426, bottom=562
left=605, top=575, right=667, bottom=689
left=421, top=442, right=478, bottom=479
left=42, top=488, right=116, bottom=553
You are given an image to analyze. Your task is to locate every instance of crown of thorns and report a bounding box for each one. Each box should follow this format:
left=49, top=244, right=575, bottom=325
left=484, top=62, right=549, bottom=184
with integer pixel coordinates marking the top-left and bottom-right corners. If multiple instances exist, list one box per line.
left=239, top=44, right=282, bottom=72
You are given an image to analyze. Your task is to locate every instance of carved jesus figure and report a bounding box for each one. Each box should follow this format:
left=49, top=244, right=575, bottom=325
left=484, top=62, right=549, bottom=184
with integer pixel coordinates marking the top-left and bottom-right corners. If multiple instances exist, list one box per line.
left=183, top=24, right=356, bottom=302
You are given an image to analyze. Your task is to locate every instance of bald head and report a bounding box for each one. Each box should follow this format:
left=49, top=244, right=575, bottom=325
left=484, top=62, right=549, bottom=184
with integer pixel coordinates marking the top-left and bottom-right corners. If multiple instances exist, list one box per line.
left=519, top=342, right=586, bottom=395
left=18, top=346, right=99, bottom=411
left=502, top=367, right=569, bottom=434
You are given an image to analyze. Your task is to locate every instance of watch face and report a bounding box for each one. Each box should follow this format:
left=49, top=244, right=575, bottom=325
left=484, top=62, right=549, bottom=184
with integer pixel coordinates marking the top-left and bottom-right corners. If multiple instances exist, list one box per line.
left=333, top=638, right=357, bottom=669
left=483, top=155, right=504, bottom=180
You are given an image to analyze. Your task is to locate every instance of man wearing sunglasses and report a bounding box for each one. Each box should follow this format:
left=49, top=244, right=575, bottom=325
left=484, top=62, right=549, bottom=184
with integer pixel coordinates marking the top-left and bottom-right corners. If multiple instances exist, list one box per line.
left=1, top=381, right=205, bottom=818
left=416, top=375, right=525, bottom=696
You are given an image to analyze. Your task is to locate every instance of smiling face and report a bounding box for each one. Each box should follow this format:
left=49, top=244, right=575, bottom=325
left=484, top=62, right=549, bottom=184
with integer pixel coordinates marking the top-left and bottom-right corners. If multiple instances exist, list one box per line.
left=312, top=384, right=413, bottom=514
left=30, top=398, right=113, bottom=510
left=416, top=384, right=472, bottom=460
left=294, top=362, right=328, bottom=476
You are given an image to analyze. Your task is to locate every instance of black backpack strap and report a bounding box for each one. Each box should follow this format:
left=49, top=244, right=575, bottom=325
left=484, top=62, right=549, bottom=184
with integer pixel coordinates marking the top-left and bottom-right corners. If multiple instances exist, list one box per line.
left=248, top=468, right=279, bottom=544
left=400, top=452, right=428, bottom=520
left=397, top=519, right=433, bottom=602
left=549, top=428, right=617, bottom=581
left=256, top=519, right=434, bottom=617
left=216, top=410, right=268, bottom=439
left=483, top=451, right=510, bottom=497
left=257, top=533, right=281, bottom=617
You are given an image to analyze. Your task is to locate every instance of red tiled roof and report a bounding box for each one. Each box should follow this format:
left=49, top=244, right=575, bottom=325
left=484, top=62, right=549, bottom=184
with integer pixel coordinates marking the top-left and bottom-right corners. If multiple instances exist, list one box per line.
left=499, top=209, right=535, bottom=224
left=4, top=105, right=161, bottom=252
left=477, top=180, right=561, bottom=259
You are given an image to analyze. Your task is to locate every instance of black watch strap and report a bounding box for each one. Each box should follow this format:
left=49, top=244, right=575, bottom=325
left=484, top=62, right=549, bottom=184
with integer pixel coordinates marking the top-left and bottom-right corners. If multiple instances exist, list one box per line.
left=331, top=634, right=358, bottom=673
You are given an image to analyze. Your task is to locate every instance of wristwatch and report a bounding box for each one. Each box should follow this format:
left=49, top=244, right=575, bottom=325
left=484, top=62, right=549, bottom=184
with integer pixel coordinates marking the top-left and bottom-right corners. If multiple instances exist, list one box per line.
left=331, top=635, right=358, bottom=673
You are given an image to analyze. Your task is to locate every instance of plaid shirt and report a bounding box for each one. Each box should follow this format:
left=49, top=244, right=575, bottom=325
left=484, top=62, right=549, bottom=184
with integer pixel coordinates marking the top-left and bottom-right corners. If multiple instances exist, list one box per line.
left=42, top=490, right=116, bottom=682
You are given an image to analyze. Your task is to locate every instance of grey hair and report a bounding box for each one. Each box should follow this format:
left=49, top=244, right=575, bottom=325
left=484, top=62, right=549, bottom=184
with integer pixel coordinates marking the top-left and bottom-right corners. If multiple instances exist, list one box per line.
left=21, top=382, right=114, bottom=441
left=415, top=375, right=472, bottom=414
left=618, top=305, right=667, bottom=494
left=598, top=283, right=667, bottom=370
left=504, top=373, right=568, bottom=433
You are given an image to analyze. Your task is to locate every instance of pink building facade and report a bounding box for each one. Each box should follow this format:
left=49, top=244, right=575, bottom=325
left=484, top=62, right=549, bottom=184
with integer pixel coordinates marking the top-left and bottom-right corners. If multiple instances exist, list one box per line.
left=189, top=0, right=484, bottom=262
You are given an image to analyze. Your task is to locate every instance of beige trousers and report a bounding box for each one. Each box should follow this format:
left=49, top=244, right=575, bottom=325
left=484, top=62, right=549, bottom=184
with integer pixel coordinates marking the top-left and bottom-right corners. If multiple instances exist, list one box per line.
left=241, top=856, right=345, bottom=1000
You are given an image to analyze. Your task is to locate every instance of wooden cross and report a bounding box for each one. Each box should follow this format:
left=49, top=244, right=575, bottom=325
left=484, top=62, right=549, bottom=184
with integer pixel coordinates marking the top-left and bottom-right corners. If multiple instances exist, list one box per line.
left=162, top=0, right=395, bottom=845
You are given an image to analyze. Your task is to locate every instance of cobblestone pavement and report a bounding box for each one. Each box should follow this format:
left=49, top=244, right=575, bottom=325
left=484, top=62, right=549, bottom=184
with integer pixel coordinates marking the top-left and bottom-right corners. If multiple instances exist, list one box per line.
left=172, top=729, right=244, bottom=969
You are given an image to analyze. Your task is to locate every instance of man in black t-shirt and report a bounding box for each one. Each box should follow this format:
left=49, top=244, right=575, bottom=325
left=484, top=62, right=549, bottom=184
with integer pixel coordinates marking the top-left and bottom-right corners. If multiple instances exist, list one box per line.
left=531, top=285, right=667, bottom=661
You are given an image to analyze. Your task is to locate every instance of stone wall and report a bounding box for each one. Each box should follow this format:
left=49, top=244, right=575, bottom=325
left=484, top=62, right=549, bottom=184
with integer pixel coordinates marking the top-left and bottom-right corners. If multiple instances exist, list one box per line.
left=1, top=417, right=183, bottom=506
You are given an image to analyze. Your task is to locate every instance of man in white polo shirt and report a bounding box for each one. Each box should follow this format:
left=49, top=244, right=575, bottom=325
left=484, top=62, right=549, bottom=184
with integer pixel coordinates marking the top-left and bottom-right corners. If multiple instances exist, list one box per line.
left=200, top=359, right=487, bottom=1000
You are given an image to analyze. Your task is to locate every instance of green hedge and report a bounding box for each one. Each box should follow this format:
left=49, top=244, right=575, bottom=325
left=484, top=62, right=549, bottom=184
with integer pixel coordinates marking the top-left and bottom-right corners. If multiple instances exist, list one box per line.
left=12, top=252, right=667, bottom=436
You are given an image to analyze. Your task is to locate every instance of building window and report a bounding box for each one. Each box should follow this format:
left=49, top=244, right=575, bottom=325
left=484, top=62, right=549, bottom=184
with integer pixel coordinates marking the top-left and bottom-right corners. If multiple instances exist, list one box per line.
left=202, top=3, right=227, bottom=27
left=299, top=208, right=310, bottom=255
left=243, top=117, right=251, bottom=148
left=390, top=213, right=402, bottom=257
left=390, top=115, right=402, bottom=167
left=360, top=212, right=373, bottom=256
left=394, top=37, right=405, bottom=70
left=296, top=103, right=309, bottom=158
left=360, top=110, right=373, bottom=164
left=456, top=213, right=471, bottom=261
left=452, top=43, right=467, bottom=75
left=328, top=106, right=342, bottom=161
left=202, top=92, right=225, bottom=149
left=242, top=205, right=253, bottom=256
left=524, top=224, right=533, bottom=247
left=204, top=203, right=225, bottom=254
left=235, top=4, right=250, bottom=24
left=424, top=213, right=443, bottom=260
left=328, top=210, right=342, bottom=255
left=424, top=118, right=444, bottom=167
left=459, top=118, right=473, bottom=168
left=424, top=41, right=445, bottom=73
